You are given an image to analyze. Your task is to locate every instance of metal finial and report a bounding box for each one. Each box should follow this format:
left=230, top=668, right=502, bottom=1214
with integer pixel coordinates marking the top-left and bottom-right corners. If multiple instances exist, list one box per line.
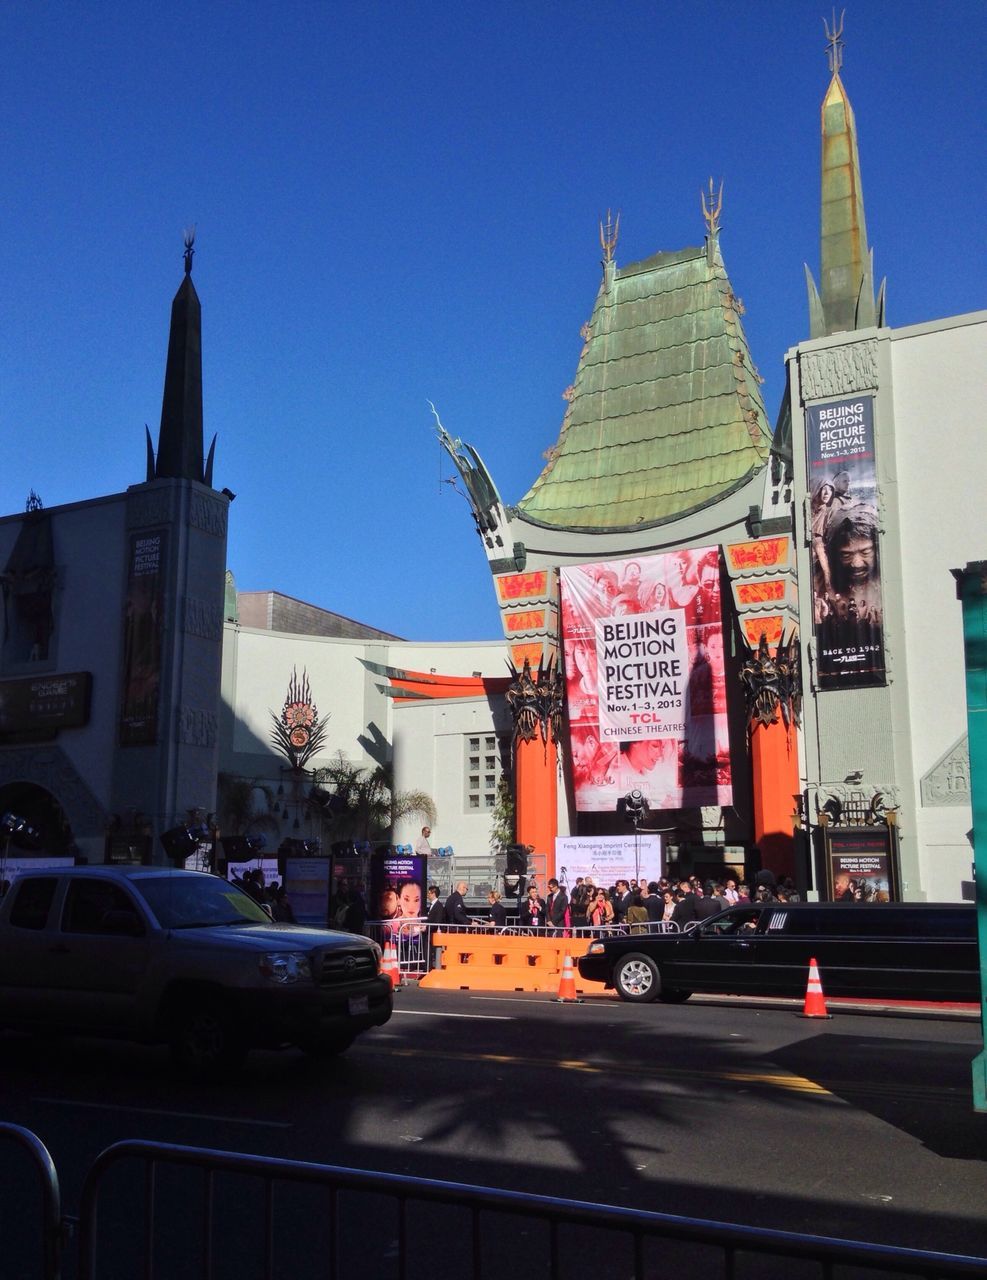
left=599, top=209, right=620, bottom=263
left=701, top=177, right=723, bottom=239
left=183, top=225, right=196, bottom=275
left=823, top=8, right=845, bottom=75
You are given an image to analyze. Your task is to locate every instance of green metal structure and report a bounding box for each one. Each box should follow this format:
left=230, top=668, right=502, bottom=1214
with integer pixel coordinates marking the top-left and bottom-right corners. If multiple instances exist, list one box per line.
left=952, top=562, right=987, bottom=1111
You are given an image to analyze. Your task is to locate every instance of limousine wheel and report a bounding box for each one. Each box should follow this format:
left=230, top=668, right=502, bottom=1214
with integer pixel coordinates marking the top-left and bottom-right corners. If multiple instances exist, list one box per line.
left=614, top=953, right=660, bottom=1002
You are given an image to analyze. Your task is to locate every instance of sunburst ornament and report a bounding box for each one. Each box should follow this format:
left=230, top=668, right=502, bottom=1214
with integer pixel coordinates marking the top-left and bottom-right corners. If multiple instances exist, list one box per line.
left=270, top=667, right=330, bottom=769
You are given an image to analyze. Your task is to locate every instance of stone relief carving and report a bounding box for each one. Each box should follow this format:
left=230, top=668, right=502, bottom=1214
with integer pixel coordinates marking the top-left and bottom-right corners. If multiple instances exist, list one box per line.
left=176, top=706, right=217, bottom=747
left=920, top=735, right=970, bottom=807
left=0, top=746, right=106, bottom=836
left=810, top=783, right=900, bottom=825
left=127, top=490, right=172, bottom=529
left=182, top=596, right=224, bottom=641
left=189, top=492, right=228, bottom=538
left=799, top=340, right=878, bottom=400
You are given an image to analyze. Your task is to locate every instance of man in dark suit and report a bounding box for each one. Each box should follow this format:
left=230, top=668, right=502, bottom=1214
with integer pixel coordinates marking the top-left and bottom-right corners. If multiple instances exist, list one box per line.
left=546, top=878, right=569, bottom=934
left=426, top=884, right=445, bottom=970
left=671, top=879, right=700, bottom=928
left=426, top=885, right=445, bottom=925
left=444, top=881, right=470, bottom=925
left=613, top=879, right=633, bottom=923
left=693, top=881, right=724, bottom=921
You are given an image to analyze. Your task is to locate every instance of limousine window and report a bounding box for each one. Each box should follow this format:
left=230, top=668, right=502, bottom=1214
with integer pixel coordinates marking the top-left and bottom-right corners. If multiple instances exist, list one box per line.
left=701, top=908, right=762, bottom=935
left=808, top=907, right=975, bottom=938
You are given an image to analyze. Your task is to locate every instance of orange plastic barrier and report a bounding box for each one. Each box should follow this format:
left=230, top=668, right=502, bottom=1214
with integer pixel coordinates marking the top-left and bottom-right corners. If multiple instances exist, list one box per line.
left=418, top=932, right=594, bottom=993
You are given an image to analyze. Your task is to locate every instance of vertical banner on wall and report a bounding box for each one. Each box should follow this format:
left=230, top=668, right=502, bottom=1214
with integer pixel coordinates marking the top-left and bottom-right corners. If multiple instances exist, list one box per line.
left=560, top=548, right=731, bottom=813
left=806, top=396, right=886, bottom=688
left=119, top=530, right=167, bottom=745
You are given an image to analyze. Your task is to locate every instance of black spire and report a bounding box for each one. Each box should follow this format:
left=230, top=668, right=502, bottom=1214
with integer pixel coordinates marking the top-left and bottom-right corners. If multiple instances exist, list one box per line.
left=152, top=229, right=207, bottom=482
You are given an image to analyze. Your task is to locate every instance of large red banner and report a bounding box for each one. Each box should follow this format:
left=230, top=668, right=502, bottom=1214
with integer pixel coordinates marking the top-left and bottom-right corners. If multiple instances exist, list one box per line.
left=560, top=549, right=731, bottom=813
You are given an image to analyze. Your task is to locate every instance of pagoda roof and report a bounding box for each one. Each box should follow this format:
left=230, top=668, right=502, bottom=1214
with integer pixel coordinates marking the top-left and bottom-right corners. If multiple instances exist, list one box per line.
left=515, top=240, right=773, bottom=531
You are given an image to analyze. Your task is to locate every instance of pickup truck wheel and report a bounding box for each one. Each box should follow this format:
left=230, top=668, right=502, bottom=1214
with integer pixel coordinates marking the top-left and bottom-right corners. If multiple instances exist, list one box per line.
left=300, top=1034, right=355, bottom=1059
left=658, top=989, right=691, bottom=1003
left=170, top=1001, right=246, bottom=1075
left=614, top=953, right=660, bottom=1003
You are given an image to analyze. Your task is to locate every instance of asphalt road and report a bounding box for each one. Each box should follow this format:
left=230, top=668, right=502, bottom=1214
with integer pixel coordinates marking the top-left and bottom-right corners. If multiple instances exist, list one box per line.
left=1, top=986, right=985, bottom=1277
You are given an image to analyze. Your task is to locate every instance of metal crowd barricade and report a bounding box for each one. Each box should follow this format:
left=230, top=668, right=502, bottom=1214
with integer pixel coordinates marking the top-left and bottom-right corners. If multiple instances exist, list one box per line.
left=364, top=918, right=681, bottom=985
left=0, top=1122, right=65, bottom=1280
left=71, top=1136, right=987, bottom=1280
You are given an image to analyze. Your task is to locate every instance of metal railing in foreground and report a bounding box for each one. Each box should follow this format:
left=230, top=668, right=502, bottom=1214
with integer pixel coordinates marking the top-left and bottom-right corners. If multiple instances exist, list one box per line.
left=0, top=1122, right=64, bottom=1280
left=366, top=918, right=681, bottom=982
left=75, top=1137, right=987, bottom=1280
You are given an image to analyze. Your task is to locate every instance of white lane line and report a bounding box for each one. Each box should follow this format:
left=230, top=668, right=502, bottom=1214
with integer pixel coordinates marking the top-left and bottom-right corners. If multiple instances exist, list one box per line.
left=33, top=1098, right=292, bottom=1128
left=392, top=1009, right=512, bottom=1020
left=468, top=995, right=611, bottom=1007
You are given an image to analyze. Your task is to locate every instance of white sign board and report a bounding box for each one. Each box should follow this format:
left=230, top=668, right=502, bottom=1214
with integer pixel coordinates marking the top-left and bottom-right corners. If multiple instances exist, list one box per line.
left=554, top=834, right=662, bottom=890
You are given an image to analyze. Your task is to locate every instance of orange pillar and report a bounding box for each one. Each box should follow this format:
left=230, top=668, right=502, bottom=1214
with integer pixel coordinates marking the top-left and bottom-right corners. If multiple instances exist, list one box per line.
left=749, top=717, right=799, bottom=882
left=515, top=735, right=558, bottom=882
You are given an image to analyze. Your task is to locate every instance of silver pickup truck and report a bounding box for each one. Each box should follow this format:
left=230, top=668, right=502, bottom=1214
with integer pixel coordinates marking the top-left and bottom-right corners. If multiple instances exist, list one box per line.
left=0, top=865, right=392, bottom=1071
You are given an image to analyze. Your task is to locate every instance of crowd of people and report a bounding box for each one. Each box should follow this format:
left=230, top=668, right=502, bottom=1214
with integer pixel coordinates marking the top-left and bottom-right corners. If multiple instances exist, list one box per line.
left=235, top=867, right=297, bottom=922
left=501, top=869, right=800, bottom=932
left=398, top=868, right=801, bottom=935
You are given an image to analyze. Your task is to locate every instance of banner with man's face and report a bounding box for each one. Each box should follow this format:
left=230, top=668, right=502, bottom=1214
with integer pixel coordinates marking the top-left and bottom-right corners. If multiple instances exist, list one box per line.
left=806, top=396, right=886, bottom=688
left=560, top=549, right=731, bottom=813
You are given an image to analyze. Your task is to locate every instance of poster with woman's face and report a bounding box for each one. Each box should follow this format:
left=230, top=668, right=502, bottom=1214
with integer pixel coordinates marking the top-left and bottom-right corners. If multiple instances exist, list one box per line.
left=370, top=851, right=425, bottom=921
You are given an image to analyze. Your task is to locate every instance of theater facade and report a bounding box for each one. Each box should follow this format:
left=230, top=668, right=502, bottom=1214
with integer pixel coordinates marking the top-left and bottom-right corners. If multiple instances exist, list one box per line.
left=414, top=40, right=985, bottom=901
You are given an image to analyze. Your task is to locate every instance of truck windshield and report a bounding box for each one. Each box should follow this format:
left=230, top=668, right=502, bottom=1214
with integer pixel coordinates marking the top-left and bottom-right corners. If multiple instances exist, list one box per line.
left=137, top=875, right=271, bottom=929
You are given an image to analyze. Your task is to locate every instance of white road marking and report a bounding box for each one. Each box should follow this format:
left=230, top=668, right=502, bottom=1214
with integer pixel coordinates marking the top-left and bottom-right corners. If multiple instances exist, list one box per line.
left=468, top=995, right=611, bottom=1007
left=392, top=1009, right=511, bottom=1020
left=33, top=1098, right=292, bottom=1128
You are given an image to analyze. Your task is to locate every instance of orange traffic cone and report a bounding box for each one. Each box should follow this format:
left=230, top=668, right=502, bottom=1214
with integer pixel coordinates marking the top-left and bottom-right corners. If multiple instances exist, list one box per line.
left=799, top=957, right=831, bottom=1018
left=553, top=952, right=583, bottom=1004
left=383, top=940, right=401, bottom=989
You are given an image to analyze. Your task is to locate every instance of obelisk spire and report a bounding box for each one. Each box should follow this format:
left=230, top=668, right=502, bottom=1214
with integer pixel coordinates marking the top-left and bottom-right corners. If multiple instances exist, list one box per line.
left=804, top=13, right=886, bottom=337
left=152, top=229, right=212, bottom=482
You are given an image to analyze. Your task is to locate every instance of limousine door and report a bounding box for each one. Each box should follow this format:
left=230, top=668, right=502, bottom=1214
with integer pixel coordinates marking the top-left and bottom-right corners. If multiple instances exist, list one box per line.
left=667, top=910, right=762, bottom=993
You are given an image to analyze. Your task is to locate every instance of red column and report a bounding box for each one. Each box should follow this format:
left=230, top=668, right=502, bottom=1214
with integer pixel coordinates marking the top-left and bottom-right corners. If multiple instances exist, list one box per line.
left=514, top=735, right=558, bottom=881
left=749, top=717, right=798, bottom=881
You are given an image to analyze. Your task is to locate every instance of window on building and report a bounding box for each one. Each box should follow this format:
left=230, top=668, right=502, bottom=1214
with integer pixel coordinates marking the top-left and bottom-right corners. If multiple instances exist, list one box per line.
left=464, top=733, right=509, bottom=813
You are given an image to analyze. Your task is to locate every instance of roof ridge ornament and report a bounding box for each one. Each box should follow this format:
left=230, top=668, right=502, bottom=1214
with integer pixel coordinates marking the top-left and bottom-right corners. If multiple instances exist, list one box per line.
left=702, top=177, right=723, bottom=265
left=183, top=225, right=196, bottom=276
left=823, top=8, right=845, bottom=76
left=599, top=209, right=620, bottom=264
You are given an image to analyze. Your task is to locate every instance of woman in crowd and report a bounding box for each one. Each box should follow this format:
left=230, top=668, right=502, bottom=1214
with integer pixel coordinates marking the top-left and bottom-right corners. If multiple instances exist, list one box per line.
left=487, top=890, right=508, bottom=929
left=587, top=888, right=614, bottom=928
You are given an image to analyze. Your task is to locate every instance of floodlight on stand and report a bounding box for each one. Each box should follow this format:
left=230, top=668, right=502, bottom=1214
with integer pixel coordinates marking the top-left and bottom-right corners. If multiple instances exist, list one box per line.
left=621, top=790, right=648, bottom=826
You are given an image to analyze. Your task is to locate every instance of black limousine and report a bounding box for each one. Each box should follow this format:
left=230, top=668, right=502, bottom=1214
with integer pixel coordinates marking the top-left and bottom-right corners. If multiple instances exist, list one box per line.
left=576, top=903, right=980, bottom=1004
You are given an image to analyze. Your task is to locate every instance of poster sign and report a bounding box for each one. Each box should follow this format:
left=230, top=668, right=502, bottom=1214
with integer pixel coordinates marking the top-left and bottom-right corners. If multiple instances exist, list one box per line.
left=554, top=835, right=662, bottom=890
left=0, top=855, right=75, bottom=886
left=119, top=530, right=167, bottom=744
left=284, top=856, right=332, bottom=926
left=0, top=672, right=92, bottom=741
left=370, top=850, right=426, bottom=925
left=824, top=827, right=899, bottom=902
left=560, top=548, right=731, bottom=812
left=806, top=397, right=886, bottom=688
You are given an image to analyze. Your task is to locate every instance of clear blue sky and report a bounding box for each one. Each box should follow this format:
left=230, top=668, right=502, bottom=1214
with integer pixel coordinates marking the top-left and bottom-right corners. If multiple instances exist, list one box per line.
left=2, top=1, right=984, bottom=642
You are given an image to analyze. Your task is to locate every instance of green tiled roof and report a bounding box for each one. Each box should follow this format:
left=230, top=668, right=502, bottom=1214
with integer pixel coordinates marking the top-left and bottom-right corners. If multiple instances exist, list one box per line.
left=516, top=241, right=772, bottom=530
